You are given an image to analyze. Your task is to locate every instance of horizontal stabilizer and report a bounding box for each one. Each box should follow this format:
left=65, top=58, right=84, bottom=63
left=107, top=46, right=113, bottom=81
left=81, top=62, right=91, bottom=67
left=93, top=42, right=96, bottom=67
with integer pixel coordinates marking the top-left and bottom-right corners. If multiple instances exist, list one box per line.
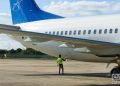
left=0, top=24, right=20, bottom=30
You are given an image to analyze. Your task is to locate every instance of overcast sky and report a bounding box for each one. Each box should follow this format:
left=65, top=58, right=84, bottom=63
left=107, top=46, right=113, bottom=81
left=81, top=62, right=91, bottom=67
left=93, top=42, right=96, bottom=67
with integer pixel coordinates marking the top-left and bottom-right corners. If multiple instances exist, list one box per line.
left=0, top=0, right=120, bottom=50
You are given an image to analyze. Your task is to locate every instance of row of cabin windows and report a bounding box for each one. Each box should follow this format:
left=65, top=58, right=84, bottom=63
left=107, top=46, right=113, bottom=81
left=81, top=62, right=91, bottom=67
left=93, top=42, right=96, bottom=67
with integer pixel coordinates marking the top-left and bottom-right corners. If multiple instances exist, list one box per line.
left=46, top=28, right=118, bottom=35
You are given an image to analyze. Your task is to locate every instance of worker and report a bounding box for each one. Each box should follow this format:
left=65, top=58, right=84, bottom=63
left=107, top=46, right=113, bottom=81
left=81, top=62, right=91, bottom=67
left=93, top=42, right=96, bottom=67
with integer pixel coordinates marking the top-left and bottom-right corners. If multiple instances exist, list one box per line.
left=57, top=54, right=65, bottom=75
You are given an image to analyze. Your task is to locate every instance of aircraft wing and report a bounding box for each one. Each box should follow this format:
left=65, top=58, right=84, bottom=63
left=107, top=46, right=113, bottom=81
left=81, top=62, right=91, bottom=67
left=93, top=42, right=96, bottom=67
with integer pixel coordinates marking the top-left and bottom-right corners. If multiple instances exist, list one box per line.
left=0, top=28, right=119, bottom=49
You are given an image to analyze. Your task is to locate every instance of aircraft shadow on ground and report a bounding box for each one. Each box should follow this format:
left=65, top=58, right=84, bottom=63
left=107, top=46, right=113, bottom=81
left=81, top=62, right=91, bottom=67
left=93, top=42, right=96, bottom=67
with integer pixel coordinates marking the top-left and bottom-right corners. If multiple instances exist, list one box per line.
left=24, top=72, right=110, bottom=78
left=76, top=84, right=119, bottom=86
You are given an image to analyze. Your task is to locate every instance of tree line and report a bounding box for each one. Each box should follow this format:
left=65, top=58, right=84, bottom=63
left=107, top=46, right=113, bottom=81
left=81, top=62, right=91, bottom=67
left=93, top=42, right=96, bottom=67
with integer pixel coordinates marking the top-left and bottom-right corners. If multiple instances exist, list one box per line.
left=0, top=48, right=45, bottom=55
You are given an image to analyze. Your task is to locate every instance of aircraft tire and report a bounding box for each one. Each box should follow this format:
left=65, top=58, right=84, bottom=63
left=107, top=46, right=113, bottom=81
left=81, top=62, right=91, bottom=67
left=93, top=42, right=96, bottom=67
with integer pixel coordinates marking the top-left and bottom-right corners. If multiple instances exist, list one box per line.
left=110, top=67, right=120, bottom=76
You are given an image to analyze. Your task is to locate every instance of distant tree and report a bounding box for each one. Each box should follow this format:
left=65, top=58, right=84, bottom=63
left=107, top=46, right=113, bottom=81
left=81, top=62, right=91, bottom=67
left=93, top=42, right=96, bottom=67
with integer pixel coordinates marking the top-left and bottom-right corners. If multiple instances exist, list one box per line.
left=9, top=49, right=16, bottom=54
left=16, top=48, right=22, bottom=54
left=7, top=48, right=45, bottom=55
left=23, top=48, right=45, bottom=55
left=23, top=48, right=34, bottom=55
left=0, top=50, right=7, bottom=54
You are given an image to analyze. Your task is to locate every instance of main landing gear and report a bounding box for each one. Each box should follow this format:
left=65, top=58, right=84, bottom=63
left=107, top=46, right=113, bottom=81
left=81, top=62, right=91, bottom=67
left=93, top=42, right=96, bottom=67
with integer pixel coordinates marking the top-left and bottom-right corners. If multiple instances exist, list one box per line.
left=109, top=58, right=120, bottom=75
left=111, top=66, right=120, bottom=75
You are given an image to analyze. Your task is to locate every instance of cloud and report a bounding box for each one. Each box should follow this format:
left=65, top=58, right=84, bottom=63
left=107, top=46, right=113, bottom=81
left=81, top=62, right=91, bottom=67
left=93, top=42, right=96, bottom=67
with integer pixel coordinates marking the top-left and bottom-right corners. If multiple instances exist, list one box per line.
left=0, top=13, right=25, bottom=50
left=0, top=13, right=10, bottom=18
left=0, top=14, right=24, bottom=50
left=0, top=13, right=12, bottom=24
left=0, top=40, right=25, bottom=50
left=0, top=34, right=25, bottom=50
left=44, top=1, right=120, bottom=17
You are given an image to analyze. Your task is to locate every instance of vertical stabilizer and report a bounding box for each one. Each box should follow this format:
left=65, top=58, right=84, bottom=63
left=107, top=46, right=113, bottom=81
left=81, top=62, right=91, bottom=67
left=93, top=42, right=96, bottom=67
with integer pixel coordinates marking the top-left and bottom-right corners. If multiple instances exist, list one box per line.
left=9, top=0, right=63, bottom=24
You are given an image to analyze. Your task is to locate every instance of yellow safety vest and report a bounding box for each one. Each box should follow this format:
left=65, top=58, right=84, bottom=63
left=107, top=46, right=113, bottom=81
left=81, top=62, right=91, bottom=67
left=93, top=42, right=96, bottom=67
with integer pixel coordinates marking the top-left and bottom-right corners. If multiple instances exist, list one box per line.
left=57, top=57, right=63, bottom=65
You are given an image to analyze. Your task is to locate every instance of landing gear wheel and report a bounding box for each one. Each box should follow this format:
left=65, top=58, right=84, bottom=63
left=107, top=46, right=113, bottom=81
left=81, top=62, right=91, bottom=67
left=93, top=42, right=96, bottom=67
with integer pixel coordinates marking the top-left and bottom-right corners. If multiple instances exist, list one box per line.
left=110, top=67, right=120, bottom=76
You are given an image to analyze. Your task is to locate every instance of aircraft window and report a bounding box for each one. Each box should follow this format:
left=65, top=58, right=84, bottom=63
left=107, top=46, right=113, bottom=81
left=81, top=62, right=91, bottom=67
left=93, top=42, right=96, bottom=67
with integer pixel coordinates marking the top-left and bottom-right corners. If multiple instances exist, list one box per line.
left=65, top=31, right=68, bottom=35
left=115, top=28, right=118, bottom=33
left=78, top=30, right=81, bottom=35
left=93, top=30, right=97, bottom=34
left=88, top=30, right=91, bottom=34
left=61, top=31, right=63, bottom=35
left=99, top=29, right=102, bottom=34
left=49, top=32, right=51, bottom=34
left=109, top=29, right=112, bottom=34
left=104, top=29, right=107, bottom=34
left=53, top=31, right=55, bottom=35
left=83, top=30, right=86, bottom=35
left=57, top=31, right=59, bottom=35
left=69, top=31, right=72, bottom=35
left=74, top=30, right=76, bottom=35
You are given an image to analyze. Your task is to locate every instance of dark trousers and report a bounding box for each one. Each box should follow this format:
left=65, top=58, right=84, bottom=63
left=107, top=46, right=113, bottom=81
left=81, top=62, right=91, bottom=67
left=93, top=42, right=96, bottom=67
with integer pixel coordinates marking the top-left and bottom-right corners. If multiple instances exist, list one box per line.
left=59, top=64, right=64, bottom=75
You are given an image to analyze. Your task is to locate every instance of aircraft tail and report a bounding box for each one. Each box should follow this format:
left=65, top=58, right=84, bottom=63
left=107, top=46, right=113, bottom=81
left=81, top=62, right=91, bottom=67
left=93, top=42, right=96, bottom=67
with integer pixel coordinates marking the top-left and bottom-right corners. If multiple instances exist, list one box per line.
left=9, top=0, right=63, bottom=24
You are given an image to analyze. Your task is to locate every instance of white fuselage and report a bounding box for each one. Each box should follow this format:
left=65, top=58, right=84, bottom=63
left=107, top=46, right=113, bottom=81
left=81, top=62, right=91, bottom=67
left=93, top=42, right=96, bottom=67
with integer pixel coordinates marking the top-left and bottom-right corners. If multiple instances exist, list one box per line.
left=15, top=14, right=120, bottom=63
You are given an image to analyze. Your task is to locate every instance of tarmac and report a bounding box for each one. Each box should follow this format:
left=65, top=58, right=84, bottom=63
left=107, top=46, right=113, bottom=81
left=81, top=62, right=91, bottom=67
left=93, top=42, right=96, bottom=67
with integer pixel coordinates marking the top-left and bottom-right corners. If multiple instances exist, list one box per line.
left=0, top=58, right=118, bottom=86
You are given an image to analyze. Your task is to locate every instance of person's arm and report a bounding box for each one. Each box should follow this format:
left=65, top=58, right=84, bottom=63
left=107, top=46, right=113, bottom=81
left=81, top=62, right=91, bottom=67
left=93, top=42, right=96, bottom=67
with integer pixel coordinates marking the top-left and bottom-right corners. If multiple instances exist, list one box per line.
left=62, top=58, right=66, bottom=61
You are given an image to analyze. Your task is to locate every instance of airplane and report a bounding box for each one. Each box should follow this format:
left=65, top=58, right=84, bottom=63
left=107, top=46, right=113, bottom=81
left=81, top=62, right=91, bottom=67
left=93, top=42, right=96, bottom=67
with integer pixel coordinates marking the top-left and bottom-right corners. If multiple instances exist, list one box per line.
left=0, top=0, right=120, bottom=75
